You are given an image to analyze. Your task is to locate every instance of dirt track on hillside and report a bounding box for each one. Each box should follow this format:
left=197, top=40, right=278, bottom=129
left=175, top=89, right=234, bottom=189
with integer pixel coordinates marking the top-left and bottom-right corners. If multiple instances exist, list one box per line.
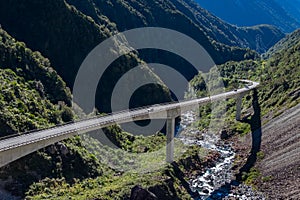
left=234, top=103, right=300, bottom=199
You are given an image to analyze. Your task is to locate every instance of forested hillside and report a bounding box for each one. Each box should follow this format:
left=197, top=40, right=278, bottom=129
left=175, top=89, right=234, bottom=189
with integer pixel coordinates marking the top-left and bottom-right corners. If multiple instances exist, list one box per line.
left=0, top=0, right=172, bottom=113
left=0, top=1, right=298, bottom=199
left=67, top=0, right=284, bottom=53
left=263, top=29, right=300, bottom=58
left=0, top=28, right=72, bottom=136
left=0, top=28, right=107, bottom=197
left=190, top=28, right=300, bottom=134
left=0, top=29, right=214, bottom=198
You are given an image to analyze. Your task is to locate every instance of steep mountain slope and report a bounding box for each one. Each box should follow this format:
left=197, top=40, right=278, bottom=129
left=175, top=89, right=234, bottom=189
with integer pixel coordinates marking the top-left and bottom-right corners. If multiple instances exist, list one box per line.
left=263, top=29, right=300, bottom=58
left=0, top=1, right=297, bottom=199
left=0, top=0, right=284, bottom=114
left=0, top=29, right=218, bottom=199
left=0, top=0, right=110, bottom=86
left=172, top=0, right=284, bottom=53
left=67, top=0, right=284, bottom=54
left=0, top=27, right=173, bottom=198
left=195, top=0, right=300, bottom=33
left=0, top=0, right=172, bottom=113
left=190, top=37, right=300, bottom=135
left=0, top=28, right=105, bottom=196
left=21, top=31, right=300, bottom=199
left=0, top=28, right=72, bottom=136
left=254, top=103, right=299, bottom=199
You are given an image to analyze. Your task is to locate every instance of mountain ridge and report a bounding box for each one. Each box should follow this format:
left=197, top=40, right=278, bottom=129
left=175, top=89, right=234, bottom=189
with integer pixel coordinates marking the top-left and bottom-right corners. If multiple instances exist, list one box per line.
left=263, top=29, right=300, bottom=58
left=194, top=0, right=300, bottom=33
left=67, top=0, right=284, bottom=54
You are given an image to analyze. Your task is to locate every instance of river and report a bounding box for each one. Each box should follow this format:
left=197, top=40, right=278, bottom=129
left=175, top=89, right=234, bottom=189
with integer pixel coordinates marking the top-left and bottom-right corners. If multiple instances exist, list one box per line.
left=178, top=111, right=265, bottom=200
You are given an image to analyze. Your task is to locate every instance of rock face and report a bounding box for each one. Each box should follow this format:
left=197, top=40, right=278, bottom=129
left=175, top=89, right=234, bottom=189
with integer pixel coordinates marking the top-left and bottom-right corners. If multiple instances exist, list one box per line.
left=130, top=185, right=157, bottom=200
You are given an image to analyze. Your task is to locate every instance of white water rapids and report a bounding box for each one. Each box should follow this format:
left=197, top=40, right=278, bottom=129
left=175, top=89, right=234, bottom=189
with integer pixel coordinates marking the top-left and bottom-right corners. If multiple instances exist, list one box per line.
left=178, top=111, right=265, bottom=200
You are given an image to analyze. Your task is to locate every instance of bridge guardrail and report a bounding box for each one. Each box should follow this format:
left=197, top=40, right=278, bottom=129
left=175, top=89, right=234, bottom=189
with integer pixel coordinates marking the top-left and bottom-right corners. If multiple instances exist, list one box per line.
left=0, top=80, right=259, bottom=144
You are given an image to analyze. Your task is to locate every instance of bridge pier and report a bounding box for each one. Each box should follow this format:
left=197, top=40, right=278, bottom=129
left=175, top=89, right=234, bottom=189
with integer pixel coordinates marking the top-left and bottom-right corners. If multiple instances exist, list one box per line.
left=166, top=108, right=180, bottom=163
left=236, top=94, right=244, bottom=121
left=0, top=81, right=259, bottom=168
left=166, top=117, right=175, bottom=163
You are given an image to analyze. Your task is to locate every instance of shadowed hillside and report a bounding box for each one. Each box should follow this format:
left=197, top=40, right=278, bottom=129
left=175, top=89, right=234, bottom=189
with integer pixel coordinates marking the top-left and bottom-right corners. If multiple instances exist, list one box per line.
left=0, top=0, right=172, bottom=113
left=263, top=29, right=300, bottom=58
left=195, top=0, right=300, bottom=33
left=67, top=0, right=284, bottom=54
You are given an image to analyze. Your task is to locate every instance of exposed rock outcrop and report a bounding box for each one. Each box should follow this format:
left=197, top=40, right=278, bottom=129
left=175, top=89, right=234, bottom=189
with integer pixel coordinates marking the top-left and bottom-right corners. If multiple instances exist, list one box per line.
left=130, top=185, right=157, bottom=200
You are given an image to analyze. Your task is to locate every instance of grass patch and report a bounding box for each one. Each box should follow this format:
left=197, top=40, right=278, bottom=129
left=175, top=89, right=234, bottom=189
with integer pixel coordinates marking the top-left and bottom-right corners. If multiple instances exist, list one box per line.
left=256, top=151, right=265, bottom=160
left=242, top=167, right=261, bottom=187
left=261, top=175, right=273, bottom=182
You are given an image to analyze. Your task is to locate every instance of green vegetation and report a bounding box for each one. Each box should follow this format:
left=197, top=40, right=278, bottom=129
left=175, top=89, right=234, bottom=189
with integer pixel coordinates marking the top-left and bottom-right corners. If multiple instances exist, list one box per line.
left=187, top=29, right=300, bottom=192
left=189, top=36, right=300, bottom=135
left=0, top=69, right=62, bottom=136
left=256, top=151, right=265, bottom=160
left=242, top=167, right=261, bottom=187
left=80, top=130, right=189, bottom=173
left=0, top=136, right=103, bottom=196
left=0, top=1, right=298, bottom=199
left=0, top=28, right=108, bottom=197
left=263, top=29, right=300, bottom=58
left=68, top=0, right=283, bottom=54
left=0, top=28, right=73, bottom=137
left=242, top=169, right=273, bottom=187
left=102, top=125, right=166, bottom=153
left=0, top=21, right=185, bottom=199
left=0, top=28, right=71, bottom=106
left=0, top=0, right=172, bottom=113
left=0, top=0, right=284, bottom=115
left=0, top=30, right=206, bottom=198
left=25, top=145, right=213, bottom=200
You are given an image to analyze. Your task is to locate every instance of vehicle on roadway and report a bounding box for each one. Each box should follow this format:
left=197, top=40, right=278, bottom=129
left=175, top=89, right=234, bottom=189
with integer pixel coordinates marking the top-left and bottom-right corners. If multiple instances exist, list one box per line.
left=147, top=108, right=154, bottom=112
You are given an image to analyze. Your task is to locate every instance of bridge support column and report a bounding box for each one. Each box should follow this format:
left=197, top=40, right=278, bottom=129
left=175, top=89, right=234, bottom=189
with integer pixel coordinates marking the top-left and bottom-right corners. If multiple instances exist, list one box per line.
left=166, top=117, right=175, bottom=163
left=236, top=94, right=244, bottom=121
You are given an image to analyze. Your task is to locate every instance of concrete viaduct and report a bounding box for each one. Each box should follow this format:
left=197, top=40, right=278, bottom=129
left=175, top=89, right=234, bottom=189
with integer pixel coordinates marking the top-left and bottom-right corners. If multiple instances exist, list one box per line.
left=0, top=80, right=259, bottom=167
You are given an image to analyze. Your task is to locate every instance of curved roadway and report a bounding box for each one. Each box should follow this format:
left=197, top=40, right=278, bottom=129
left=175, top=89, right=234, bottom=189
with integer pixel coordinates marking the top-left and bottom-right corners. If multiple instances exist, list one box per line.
left=0, top=80, right=259, bottom=167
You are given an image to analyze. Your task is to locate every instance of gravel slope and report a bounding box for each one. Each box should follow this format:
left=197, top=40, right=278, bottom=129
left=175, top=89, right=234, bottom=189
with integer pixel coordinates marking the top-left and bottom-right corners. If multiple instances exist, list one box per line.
left=236, top=103, right=300, bottom=199
left=256, top=103, right=300, bottom=199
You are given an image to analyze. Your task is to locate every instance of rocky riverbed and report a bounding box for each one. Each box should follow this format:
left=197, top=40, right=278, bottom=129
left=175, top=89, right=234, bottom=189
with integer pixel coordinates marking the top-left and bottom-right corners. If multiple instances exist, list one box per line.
left=178, top=111, right=265, bottom=200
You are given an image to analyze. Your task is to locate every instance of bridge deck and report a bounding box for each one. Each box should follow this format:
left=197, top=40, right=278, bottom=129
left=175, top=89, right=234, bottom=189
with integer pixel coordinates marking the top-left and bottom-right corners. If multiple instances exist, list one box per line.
left=0, top=80, right=259, bottom=167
